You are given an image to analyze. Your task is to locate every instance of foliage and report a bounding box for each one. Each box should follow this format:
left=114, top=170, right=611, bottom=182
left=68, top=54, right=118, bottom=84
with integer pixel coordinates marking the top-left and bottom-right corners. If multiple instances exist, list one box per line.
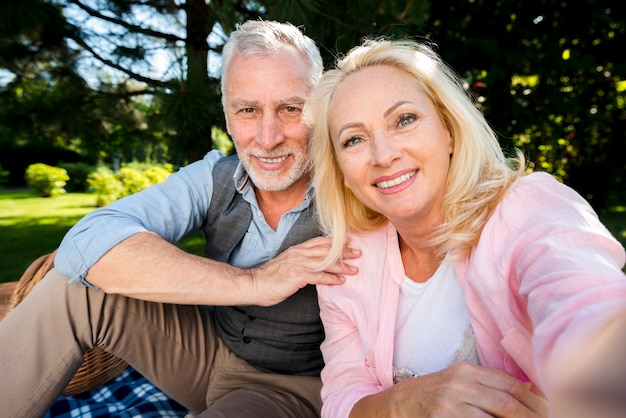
left=24, top=163, right=69, bottom=197
left=0, top=164, right=8, bottom=186
left=0, top=143, right=89, bottom=187
left=421, top=0, right=626, bottom=210
left=87, top=163, right=173, bottom=207
left=86, top=167, right=124, bottom=207
left=59, top=162, right=97, bottom=192
left=0, top=0, right=624, bottom=210
left=261, top=0, right=432, bottom=67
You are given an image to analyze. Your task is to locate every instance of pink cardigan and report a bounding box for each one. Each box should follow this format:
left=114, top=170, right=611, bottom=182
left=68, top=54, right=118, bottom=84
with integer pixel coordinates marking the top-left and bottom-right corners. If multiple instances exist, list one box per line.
left=317, top=172, right=626, bottom=418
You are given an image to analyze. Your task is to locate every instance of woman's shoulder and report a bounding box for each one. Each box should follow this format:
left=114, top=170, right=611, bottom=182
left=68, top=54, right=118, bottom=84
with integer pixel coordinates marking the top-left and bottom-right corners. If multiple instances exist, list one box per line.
left=348, top=222, right=396, bottom=247
left=499, top=171, right=595, bottom=218
left=318, top=223, right=403, bottom=299
left=481, top=171, right=605, bottom=245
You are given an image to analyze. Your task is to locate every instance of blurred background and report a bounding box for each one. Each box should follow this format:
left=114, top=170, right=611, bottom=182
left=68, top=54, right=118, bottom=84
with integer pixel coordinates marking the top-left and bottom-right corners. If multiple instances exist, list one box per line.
left=0, top=0, right=624, bottom=280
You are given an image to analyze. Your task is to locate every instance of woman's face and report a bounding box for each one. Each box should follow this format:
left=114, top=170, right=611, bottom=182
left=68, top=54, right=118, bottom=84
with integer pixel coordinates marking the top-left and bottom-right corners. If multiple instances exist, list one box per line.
left=328, top=65, right=453, bottom=227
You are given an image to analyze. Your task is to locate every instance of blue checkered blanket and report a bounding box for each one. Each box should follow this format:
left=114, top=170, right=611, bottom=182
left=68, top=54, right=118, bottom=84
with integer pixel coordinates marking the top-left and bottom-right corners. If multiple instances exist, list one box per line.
left=45, top=367, right=191, bottom=418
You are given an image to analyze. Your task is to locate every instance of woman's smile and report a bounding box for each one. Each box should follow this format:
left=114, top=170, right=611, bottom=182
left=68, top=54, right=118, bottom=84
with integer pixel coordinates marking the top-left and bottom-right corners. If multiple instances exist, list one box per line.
left=373, top=169, right=418, bottom=193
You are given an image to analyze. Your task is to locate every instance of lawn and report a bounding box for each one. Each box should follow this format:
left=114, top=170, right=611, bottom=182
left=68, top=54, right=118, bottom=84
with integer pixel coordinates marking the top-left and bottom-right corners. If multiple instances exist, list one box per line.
left=0, top=189, right=204, bottom=283
left=1, top=188, right=625, bottom=283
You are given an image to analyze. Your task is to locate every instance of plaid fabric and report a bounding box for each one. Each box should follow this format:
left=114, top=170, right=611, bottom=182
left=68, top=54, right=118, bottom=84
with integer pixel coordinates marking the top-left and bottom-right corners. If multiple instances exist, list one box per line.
left=45, top=367, right=190, bottom=418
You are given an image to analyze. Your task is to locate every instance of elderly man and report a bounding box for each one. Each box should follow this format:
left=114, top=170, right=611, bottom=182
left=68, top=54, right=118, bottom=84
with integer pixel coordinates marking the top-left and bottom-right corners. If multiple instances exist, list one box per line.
left=0, top=20, right=357, bottom=418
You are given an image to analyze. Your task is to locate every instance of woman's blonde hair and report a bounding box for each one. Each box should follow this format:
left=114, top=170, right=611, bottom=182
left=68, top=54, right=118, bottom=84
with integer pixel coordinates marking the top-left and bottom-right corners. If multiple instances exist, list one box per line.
left=303, top=38, right=525, bottom=269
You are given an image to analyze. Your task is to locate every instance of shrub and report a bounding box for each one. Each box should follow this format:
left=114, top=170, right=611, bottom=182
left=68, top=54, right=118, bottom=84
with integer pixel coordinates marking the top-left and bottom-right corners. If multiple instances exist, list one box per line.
left=142, top=165, right=172, bottom=185
left=59, top=162, right=96, bottom=192
left=87, top=167, right=124, bottom=207
left=0, top=164, right=8, bottom=186
left=88, top=163, right=173, bottom=207
left=117, top=167, right=151, bottom=196
left=25, top=163, right=69, bottom=197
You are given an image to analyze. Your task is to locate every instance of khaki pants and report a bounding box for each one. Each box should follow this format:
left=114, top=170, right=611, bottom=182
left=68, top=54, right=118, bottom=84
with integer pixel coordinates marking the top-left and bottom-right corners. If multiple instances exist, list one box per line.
left=0, top=269, right=322, bottom=418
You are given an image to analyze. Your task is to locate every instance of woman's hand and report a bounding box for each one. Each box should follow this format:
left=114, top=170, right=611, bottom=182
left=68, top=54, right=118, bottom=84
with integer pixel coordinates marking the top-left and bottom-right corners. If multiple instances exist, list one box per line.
left=350, top=363, right=548, bottom=417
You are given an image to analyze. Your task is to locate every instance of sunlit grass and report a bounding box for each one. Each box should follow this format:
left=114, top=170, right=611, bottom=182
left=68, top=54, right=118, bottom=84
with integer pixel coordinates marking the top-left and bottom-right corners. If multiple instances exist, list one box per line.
left=0, top=189, right=203, bottom=282
left=0, top=189, right=624, bottom=283
left=0, top=189, right=95, bottom=281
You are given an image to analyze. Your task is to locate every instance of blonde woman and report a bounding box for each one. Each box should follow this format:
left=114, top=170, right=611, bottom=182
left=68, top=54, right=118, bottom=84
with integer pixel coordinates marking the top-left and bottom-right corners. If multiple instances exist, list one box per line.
left=304, top=38, right=626, bottom=417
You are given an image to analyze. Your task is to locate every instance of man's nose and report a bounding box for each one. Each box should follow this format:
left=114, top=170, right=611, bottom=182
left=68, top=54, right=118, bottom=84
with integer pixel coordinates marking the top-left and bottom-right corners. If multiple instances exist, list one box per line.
left=255, top=114, right=285, bottom=149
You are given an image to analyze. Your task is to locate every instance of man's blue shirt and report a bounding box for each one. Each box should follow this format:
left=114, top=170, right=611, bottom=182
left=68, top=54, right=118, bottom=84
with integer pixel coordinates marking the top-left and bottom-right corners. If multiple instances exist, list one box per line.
left=55, top=150, right=314, bottom=286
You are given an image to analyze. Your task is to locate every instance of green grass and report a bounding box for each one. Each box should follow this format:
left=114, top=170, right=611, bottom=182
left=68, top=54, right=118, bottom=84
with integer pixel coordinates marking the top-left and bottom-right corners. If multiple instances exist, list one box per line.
left=0, top=189, right=204, bottom=283
left=0, top=189, right=625, bottom=283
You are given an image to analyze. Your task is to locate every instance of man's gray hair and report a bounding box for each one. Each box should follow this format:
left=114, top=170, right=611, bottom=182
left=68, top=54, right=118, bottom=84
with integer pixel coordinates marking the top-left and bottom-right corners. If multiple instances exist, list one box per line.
left=220, top=20, right=323, bottom=108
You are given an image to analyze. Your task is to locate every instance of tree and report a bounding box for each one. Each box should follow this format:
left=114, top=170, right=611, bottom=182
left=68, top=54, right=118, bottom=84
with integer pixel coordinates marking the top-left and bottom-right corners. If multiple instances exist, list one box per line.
left=1, top=0, right=243, bottom=170
left=0, top=0, right=95, bottom=184
left=53, top=0, right=227, bottom=164
left=1, top=0, right=623, bottom=208
left=258, top=0, right=431, bottom=66
left=424, top=0, right=626, bottom=209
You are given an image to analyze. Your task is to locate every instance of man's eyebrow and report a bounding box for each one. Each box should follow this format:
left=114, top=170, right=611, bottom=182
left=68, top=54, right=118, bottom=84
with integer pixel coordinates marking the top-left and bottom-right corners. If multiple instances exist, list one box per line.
left=277, top=96, right=306, bottom=106
left=230, top=99, right=259, bottom=108
left=229, top=97, right=306, bottom=108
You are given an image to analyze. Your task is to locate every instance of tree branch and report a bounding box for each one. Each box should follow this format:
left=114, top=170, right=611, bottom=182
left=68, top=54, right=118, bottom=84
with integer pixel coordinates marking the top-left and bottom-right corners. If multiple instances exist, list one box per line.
left=67, top=0, right=186, bottom=44
left=67, top=32, right=172, bottom=88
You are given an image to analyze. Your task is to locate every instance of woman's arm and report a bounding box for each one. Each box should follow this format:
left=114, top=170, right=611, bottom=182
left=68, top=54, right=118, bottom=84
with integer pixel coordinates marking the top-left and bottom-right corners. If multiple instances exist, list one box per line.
left=349, top=364, right=547, bottom=418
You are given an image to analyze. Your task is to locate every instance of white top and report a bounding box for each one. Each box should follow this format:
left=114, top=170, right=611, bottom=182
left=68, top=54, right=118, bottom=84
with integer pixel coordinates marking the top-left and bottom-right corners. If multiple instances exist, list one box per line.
left=393, top=255, right=480, bottom=382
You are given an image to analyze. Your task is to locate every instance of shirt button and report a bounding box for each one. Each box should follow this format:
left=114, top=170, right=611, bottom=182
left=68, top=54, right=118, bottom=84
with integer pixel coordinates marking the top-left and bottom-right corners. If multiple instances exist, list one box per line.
left=242, top=336, right=251, bottom=344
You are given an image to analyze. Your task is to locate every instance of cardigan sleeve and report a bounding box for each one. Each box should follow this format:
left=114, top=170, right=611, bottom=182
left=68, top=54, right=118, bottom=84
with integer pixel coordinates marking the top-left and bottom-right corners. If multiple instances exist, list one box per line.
left=478, top=172, right=626, bottom=395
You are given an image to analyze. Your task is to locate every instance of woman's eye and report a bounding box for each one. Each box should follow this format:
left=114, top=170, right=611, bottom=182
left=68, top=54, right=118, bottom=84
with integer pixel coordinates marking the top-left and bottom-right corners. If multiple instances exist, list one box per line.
left=397, top=114, right=416, bottom=128
left=342, top=136, right=362, bottom=148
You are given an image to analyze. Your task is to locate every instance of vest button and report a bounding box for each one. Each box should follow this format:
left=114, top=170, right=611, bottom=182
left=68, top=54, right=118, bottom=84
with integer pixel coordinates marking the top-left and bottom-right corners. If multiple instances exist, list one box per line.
left=242, top=336, right=251, bottom=344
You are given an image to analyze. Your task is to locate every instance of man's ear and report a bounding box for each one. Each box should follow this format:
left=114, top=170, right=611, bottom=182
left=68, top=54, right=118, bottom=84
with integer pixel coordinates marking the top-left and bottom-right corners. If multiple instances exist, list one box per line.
left=225, top=115, right=231, bottom=135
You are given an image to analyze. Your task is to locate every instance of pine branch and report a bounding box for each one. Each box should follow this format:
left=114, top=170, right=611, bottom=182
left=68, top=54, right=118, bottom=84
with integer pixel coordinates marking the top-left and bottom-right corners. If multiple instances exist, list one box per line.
left=67, top=32, right=172, bottom=88
left=67, top=0, right=185, bottom=44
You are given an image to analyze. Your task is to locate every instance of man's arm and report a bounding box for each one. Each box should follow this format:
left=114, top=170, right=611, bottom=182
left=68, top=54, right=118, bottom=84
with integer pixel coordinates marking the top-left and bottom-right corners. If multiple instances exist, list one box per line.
left=86, top=232, right=356, bottom=306
left=56, top=150, right=357, bottom=306
left=55, top=151, right=222, bottom=285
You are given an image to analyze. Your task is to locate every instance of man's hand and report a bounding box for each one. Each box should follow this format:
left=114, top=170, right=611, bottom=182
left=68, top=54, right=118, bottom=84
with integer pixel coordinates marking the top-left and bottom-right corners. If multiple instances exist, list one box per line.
left=250, top=236, right=360, bottom=307
left=350, top=363, right=548, bottom=418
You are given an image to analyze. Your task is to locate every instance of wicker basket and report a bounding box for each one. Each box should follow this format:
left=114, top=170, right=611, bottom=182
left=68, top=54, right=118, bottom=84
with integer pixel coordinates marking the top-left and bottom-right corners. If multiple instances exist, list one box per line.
left=4, top=250, right=128, bottom=396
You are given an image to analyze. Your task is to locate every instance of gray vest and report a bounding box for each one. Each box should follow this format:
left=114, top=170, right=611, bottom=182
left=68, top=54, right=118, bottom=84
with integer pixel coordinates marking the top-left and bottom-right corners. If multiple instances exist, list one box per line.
left=203, top=155, right=324, bottom=376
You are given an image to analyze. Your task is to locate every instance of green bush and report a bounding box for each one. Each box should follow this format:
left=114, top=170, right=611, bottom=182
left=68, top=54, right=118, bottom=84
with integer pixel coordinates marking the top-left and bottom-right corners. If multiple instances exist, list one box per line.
left=87, top=163, right=173, bottom=207
left=87, top=167, right=124, bottom=207
left=117, top=166, right=151, bottom=196
left=0, top=164, right=8, bottom=186
left=59, top=162, right=96, bottom=192
left=142, top=164, right=173, bottom=184
left=25, top=163, right=69, bottom=197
